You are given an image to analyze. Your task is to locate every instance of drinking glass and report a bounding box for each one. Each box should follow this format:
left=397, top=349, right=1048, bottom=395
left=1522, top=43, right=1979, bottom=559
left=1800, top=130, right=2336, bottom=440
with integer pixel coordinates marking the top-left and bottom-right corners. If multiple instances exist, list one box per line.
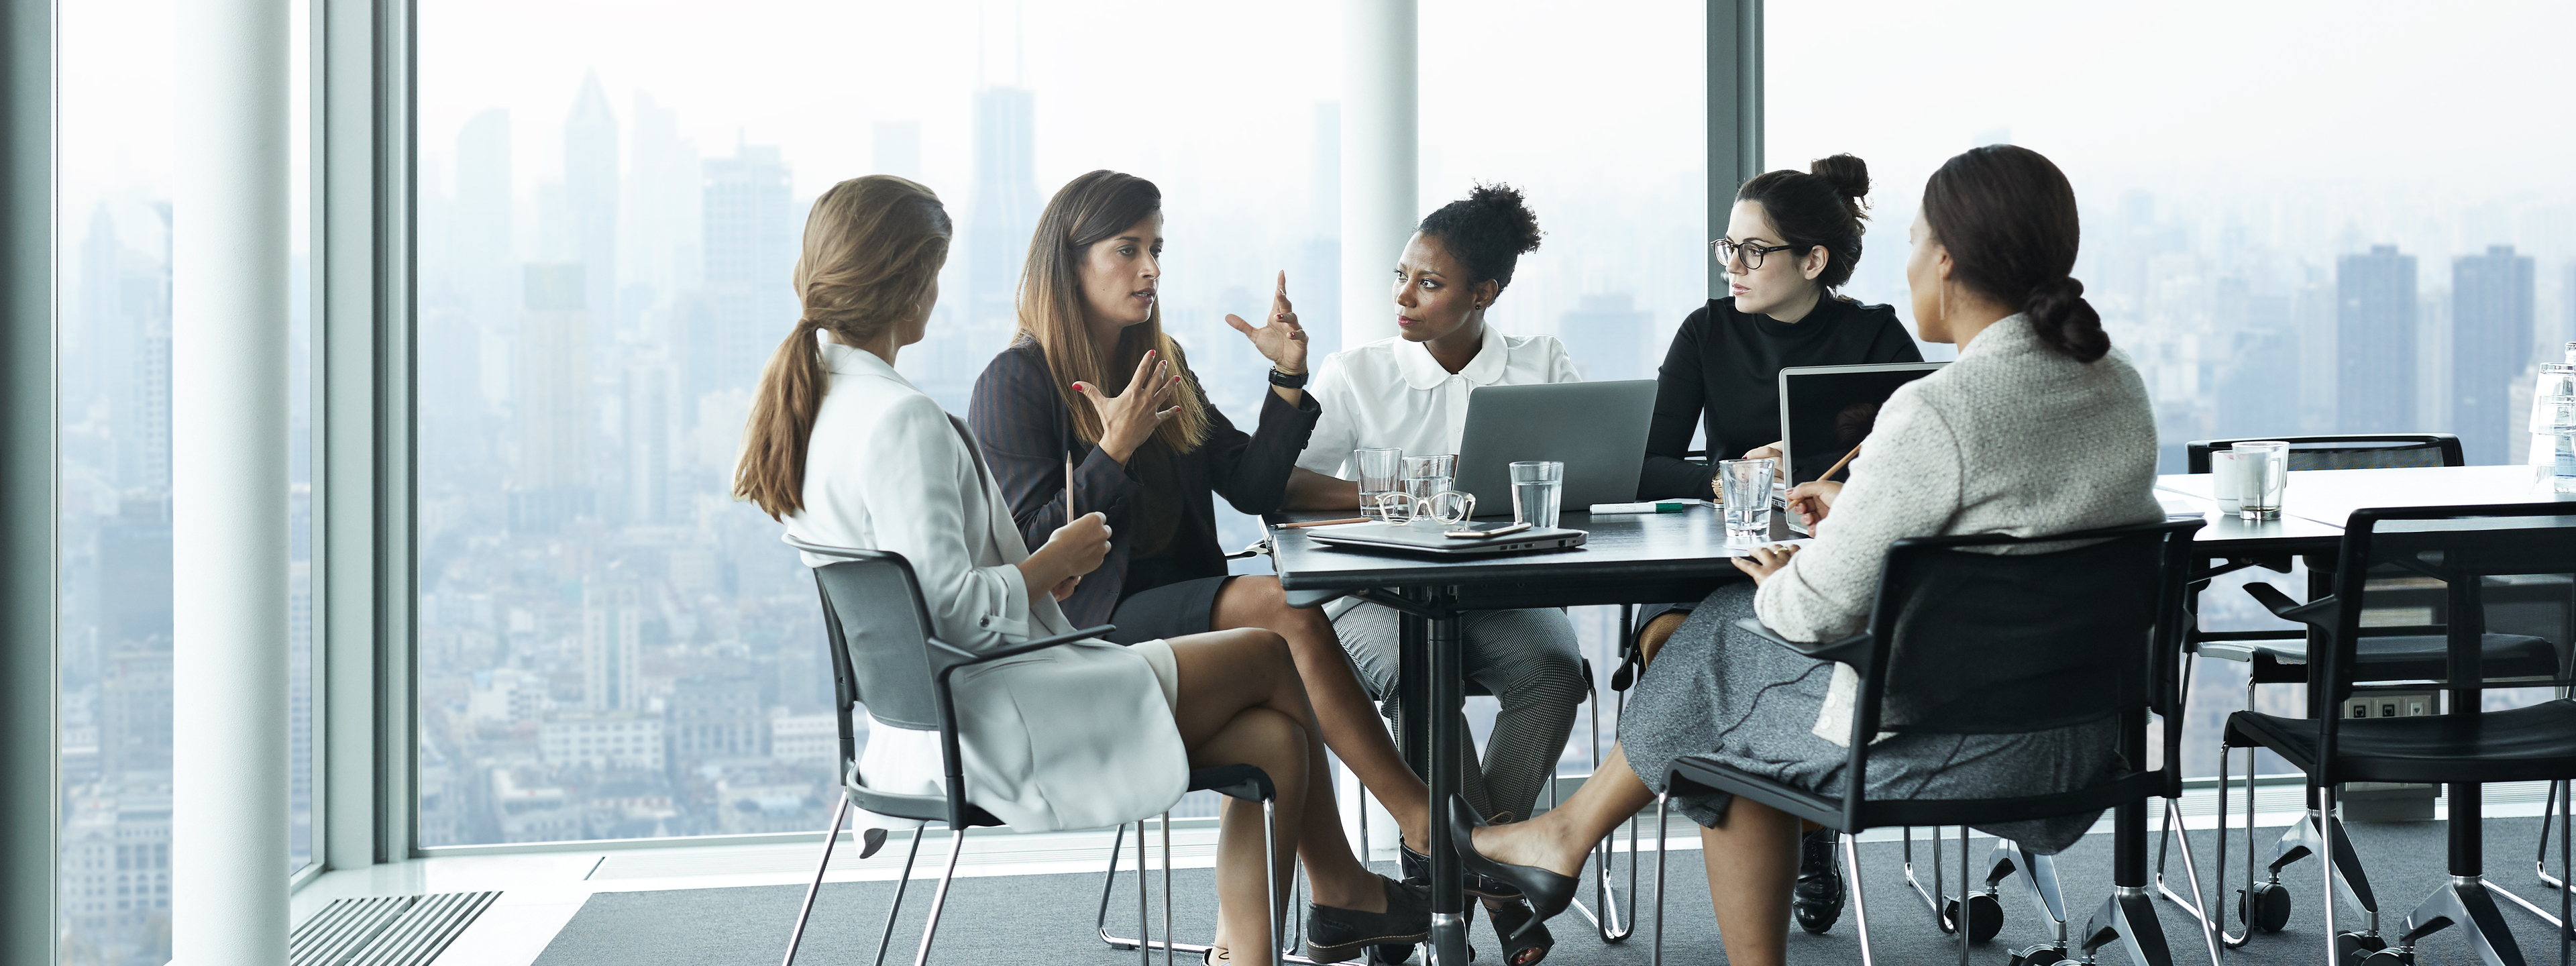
left=2233, top=440, right=2289, bottom=520
left=2210, top=449, right=2247, bottom=515
left=1509, top=461, right=1564, bottom=529
left=1399, top=454, right=1456, bottom=524
left=1717, top=458, right=1775, bottom=542
left=1354, top=447, right=1404, bottom=520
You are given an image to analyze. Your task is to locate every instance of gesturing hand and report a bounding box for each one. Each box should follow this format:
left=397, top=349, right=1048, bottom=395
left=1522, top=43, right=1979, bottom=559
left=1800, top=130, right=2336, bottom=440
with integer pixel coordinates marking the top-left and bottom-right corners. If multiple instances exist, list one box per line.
left=1075, top=350, right=1183, bottom=466
left=1225, top=270, right=1309, bottom=375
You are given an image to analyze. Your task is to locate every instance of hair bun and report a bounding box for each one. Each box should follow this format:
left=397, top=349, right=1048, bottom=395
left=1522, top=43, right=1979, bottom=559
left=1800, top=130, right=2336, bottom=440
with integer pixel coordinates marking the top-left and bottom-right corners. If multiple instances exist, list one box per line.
left=1467, top=182, right=1544, bottom=255
left=2025, top=276, right=2110, bottom=363
left=1809, top=154, right=1870, bottom=221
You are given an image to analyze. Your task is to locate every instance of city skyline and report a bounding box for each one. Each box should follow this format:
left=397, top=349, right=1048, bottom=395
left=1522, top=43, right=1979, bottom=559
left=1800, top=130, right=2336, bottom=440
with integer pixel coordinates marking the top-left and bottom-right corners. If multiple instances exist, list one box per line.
left=45, top=1, right=2576, bottom=959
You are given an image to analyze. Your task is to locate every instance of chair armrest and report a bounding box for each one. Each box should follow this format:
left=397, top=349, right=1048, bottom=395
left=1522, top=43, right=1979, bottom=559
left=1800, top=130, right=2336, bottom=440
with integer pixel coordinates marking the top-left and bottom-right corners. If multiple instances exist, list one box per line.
left=932, top=625, right=1120, bottom=682
left=2243, top=582, right=2339, bottom=631
left=1733, top=618, right=1876, bottom=672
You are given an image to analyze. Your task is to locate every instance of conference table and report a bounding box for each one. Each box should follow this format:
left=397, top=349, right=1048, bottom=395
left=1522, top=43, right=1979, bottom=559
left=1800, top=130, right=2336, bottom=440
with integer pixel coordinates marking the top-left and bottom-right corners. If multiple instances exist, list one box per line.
left=1265, top=464, right=2571, bottom=965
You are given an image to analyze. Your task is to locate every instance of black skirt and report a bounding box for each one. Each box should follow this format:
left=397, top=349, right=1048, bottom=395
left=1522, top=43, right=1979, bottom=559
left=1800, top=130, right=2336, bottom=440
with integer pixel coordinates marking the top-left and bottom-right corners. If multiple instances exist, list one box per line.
left=1101, top=575, right=1231, bottom=645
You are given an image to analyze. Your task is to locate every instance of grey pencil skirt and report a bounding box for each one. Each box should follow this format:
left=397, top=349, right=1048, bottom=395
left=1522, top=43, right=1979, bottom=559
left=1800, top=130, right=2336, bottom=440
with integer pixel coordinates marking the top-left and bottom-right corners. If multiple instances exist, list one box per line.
left=1619, top=582, right=2123, bottom=854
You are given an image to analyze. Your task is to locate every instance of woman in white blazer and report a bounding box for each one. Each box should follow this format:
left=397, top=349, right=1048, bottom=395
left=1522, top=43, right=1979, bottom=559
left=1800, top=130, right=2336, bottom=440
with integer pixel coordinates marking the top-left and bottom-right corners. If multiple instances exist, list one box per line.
left=731, top=175, right=1426, bottom=966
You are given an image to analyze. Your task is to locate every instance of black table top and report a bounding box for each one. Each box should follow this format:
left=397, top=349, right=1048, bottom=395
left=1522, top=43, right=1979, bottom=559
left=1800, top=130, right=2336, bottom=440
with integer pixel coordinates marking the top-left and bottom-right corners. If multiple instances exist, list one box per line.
left=1265, top=505, right=1784, bottom=608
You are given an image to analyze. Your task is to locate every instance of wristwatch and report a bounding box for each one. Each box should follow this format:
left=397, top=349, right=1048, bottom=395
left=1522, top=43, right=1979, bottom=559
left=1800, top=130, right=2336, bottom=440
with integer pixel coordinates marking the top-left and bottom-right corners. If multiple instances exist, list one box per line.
left=1268, top=367, right=1309, bottom=389
left=1709, top=473, right=1725, bottom=504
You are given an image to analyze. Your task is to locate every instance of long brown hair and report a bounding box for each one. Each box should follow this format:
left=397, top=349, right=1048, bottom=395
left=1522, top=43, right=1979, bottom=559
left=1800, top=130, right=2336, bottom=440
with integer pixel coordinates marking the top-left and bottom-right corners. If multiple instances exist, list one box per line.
left=733, top=174, right=953, bottom=519
left=1016, top=170, right=1210, bottom=452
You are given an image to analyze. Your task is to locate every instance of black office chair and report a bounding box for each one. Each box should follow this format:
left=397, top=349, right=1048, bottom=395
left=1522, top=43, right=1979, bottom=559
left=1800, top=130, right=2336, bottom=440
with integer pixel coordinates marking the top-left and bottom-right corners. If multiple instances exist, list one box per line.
left=779, top=543, right=1287, bottom=966
left=2155, top=435, right=2564, bottom=949
left=2221, top=503, right=2576, bottom=965
left=1642, top=518, right=2203, bottom=966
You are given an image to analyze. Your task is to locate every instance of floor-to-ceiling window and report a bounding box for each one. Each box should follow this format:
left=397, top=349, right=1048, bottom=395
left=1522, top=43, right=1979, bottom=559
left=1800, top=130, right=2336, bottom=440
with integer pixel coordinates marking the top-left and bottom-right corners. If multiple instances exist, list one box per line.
left=56, top=0, right=317, bottom=960
left=413, top=1, right=1352, bottom=847
left=1415, top=0, right=1705, bottom=780
left=1766, top=0, right=2576, bottom=775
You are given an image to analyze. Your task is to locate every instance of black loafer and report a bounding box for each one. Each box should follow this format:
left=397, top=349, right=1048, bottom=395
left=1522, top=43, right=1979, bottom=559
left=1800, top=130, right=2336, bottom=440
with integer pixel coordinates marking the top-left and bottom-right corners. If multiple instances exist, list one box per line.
left=1792, top=828, right=1845, bottom=934
left=1444, top=798, right=1577, bottom=936
left=1305, top=875, right=1432, bottom=963
left=1400, top=842, right=1527, bottom=900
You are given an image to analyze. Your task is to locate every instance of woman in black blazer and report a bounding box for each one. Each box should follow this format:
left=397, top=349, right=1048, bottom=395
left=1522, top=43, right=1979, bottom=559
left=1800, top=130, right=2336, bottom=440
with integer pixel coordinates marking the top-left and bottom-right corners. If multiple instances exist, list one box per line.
left=969, top=170, right=1444, bottom=928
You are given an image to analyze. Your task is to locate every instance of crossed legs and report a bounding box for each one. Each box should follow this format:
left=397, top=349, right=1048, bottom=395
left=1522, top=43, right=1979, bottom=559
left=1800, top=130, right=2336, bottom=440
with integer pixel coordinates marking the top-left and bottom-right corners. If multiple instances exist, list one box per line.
left=1212, top=576, right=1434, bottom=851
left=1166, top=627, right=1387, bottom=965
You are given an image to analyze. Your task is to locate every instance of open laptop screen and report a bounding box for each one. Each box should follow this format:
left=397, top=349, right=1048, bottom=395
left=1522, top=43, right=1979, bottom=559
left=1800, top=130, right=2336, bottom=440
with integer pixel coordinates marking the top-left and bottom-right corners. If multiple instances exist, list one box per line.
left=1776, top=362, right=1947, bottom=487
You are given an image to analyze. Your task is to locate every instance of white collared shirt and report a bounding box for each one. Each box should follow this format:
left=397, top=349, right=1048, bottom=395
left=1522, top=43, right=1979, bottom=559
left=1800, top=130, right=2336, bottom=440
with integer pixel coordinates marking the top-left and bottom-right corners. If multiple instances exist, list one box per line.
left=1295, top=323, right=1582, bottom=478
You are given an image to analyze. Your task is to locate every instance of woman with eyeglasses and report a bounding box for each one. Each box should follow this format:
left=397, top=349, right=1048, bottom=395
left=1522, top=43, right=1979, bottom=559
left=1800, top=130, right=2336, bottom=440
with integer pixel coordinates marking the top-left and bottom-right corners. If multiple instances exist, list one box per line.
left=1627, top=154, right=1921, bottom=933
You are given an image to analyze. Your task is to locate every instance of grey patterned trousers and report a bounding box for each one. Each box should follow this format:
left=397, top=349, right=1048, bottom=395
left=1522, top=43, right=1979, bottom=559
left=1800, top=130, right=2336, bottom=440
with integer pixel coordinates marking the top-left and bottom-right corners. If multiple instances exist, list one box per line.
left=1334, top=602, right=1588, bottom=823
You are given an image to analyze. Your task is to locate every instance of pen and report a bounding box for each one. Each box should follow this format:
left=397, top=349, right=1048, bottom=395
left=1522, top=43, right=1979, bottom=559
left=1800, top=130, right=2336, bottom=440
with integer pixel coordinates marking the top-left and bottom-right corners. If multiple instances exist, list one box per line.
left=1275, top=517, right=1370, bottom=529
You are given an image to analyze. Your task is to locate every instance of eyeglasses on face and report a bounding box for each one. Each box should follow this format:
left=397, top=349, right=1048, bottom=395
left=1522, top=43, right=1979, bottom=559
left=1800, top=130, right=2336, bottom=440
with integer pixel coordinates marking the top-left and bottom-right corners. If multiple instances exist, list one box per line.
left=1711, top=238, right=1796, bottom=269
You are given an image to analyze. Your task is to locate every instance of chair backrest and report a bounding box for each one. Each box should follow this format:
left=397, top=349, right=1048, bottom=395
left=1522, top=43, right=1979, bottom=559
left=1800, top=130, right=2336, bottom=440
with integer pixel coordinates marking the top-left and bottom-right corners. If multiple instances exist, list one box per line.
left=2184, top=434, right=2463, bottom=474
left=2319, top=504, right=2576, bottom=719
left=806, top=549, right=946, bottom=733
left=1857, top=519, right=2200, bottom=737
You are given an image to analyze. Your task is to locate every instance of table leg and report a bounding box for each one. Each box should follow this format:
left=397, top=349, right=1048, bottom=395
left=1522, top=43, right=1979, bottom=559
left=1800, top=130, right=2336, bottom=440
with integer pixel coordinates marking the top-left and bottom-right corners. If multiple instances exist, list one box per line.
left=1427, top=590, right=1470, bottom=966
left=1399, top=590, right=1429, bottom=777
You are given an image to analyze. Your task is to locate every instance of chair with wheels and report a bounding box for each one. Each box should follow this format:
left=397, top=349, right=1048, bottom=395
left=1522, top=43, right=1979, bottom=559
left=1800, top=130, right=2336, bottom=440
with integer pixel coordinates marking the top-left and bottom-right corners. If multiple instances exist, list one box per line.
left=2221, top=502, right=2576, bottom=965
left=778, top=544, right=1286, bottom=966
left=1642, top=517, right=2204, bottom=966
left=2153, top=433, right=2530, bottom=948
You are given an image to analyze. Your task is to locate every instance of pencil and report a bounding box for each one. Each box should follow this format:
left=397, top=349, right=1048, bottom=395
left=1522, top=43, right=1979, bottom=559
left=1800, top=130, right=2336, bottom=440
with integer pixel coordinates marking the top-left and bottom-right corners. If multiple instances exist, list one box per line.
left=1819, top=442, right=1863, bottom=483
left=1275, top=517, right=1370, bottom=529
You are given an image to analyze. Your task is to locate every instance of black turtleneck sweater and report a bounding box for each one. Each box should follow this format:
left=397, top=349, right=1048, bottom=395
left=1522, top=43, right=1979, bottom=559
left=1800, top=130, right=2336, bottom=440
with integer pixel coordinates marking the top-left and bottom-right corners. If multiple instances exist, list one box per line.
left=1635, top=296, right=1923, bottom=500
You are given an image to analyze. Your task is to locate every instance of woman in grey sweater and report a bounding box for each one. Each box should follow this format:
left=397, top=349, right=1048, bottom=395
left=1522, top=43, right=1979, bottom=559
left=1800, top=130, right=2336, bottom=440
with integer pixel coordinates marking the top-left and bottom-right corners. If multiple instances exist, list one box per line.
left=1446, top=145, right=2164, bottom=966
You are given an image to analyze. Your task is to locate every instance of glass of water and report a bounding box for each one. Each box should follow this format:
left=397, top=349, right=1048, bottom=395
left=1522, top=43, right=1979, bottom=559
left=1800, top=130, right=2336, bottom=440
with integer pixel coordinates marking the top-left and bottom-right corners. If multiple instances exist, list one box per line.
left=1399, top=454, right=1456, bottom=523
left=2232, top=440, right=2289, bottom=520
left=1717, top=457, right=1776, bottom=543
left=1509, top=460, right=1564, bottom=529
left=1354, top=447, right=1403, bottom=520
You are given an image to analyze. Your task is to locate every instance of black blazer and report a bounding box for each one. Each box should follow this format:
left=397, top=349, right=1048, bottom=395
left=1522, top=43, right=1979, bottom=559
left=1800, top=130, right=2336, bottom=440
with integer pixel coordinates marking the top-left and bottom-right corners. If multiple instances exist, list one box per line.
left=968, top=337, right=1322, bottom=627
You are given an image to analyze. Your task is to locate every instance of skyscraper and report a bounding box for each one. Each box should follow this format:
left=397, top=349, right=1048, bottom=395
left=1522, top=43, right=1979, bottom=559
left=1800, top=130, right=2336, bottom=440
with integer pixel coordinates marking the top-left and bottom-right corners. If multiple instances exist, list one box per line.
left=512, top=264, right=593, bottom=530
left=566, top=74, right=621, bottom=345
left=969, top=86, right=1039, bottom=333
left=623, top=93, right=701, bottom=304
left=1557, top=292, right=1654, bottom=380
left=582, top=582, right=642, bottom=712
left=702, top=144, right=796, bottom=398
left=2337, top=245, right=2418, bottom=434
left=2451, top=245, right=2535, bottom=464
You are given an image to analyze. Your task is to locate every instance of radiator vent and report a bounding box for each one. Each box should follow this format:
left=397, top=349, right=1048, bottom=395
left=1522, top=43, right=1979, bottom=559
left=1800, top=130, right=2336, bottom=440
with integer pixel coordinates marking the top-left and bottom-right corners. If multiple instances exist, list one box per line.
left=291, top=891, right=500, bottom=966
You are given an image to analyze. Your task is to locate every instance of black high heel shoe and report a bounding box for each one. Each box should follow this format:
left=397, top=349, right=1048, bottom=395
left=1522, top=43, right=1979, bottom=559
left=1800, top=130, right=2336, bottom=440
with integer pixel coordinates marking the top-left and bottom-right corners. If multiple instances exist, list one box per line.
left=1444, top=798, right=1576, bottom=938
left=1401, top=841, right=1526, bottom=900
left=1484, top=898, right=1554, bottom=966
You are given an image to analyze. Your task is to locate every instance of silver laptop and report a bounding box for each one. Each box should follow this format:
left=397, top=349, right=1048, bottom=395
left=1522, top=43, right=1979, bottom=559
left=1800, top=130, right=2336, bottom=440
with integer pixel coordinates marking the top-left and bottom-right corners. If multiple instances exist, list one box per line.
left=1452, top=380, right=1658, bottom=518
left=1776, top=362, right=1947, bottom=488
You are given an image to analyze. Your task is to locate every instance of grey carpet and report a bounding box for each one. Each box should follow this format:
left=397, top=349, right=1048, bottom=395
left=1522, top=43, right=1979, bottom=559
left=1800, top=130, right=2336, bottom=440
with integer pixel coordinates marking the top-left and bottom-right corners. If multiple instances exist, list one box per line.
left=535, top=817, right=2575, bottom=965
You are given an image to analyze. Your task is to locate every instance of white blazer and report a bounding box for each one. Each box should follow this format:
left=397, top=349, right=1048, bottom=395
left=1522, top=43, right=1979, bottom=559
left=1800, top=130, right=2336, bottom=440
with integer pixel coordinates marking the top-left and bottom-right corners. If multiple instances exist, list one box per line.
left=784, top=335, right=1188, bottom=832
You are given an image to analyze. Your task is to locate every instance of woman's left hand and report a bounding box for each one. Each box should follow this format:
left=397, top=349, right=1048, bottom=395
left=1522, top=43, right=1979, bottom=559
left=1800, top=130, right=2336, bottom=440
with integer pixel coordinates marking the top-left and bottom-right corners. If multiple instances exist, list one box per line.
left=1226, top=270, right=1308, bottom=374
left=1731, top=542, right=1801, bottom=585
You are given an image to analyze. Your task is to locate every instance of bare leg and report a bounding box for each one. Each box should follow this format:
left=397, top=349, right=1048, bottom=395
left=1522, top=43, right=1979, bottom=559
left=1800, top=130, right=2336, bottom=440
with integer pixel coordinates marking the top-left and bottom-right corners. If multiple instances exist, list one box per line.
left=1167, top=627, right=1390, bottom=957
left=1634, top=612, right=1686, bottom=668
left=1467, top=745, right=1655, bottom=878
left=1212, top=576, right=1432, bottom=851
left=1188, top=705, right=1308, bottom=966
left=1699, top=799, right=1799, bottom=966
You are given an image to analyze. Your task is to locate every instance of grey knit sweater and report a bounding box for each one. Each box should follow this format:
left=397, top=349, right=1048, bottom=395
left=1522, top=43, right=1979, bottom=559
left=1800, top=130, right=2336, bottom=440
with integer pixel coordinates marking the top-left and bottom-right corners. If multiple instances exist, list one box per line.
left=1750, top=313, right=2165, bottom=744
